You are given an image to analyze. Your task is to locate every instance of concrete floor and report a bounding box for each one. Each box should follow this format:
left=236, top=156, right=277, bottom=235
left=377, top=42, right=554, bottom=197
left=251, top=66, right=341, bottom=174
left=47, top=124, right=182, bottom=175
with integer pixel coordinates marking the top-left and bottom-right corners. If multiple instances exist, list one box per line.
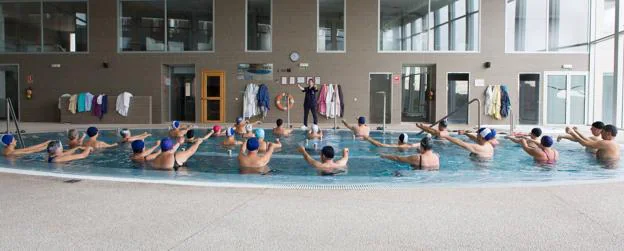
left=1, top=173, right=623, bottom=250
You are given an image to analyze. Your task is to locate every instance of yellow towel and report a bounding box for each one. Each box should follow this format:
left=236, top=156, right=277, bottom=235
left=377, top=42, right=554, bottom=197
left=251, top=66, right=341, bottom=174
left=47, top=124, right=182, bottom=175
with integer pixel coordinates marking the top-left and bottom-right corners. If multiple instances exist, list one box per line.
left=69, top=95, right=77, bottom=114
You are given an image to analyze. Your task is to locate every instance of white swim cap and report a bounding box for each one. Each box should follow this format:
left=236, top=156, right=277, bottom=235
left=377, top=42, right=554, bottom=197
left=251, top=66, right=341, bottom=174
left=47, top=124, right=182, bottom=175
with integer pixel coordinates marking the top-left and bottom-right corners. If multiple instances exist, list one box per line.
left=312, top=124, right=320, bottom=133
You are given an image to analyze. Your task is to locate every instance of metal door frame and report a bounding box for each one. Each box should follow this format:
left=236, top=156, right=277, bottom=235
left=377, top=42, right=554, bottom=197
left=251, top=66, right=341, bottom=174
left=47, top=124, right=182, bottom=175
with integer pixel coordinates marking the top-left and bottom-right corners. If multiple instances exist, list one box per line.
left=0, top=64, right=20, bottom=120
left=543, top=71, right=589, bottom=126
left=517, top=72, right=541, bottom=125
left=446, top=72, right=471, bottom=124
left=369, top=72, right=393, bottom=123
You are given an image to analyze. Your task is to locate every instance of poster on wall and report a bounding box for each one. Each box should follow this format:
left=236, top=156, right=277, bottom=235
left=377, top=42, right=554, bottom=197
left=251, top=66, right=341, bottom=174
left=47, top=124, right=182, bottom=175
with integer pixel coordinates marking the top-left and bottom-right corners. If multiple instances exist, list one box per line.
left=281, top=77, right=288, bottom=85
left=237, top=63, right=273, bottom=81
left=289, top=77, right=296, bottom=85
left=315, top=77, right=321, bottom=85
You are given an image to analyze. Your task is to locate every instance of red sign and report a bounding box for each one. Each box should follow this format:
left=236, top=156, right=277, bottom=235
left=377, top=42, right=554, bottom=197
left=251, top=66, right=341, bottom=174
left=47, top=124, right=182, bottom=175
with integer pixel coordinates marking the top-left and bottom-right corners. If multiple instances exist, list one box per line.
left=27, top=75, right=33, bottom=84
left=392, top=74, right=401, bottom=85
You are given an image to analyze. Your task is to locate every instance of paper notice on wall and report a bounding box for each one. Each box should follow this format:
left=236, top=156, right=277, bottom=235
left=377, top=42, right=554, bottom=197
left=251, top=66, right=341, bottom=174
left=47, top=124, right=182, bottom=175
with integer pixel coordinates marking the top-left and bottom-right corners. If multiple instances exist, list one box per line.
left=185, top=82, right=191, bottom=96
left=315, top=77, right=321, bottom=85
left=289, top=77, right=296, bottom=85
left=281, top=77, right=288, bottom=85
left=475, top=79, right=485, bottom=87
left=297, top=77, right=305, bottom=84
left=165, top=78, right=171, bottom=86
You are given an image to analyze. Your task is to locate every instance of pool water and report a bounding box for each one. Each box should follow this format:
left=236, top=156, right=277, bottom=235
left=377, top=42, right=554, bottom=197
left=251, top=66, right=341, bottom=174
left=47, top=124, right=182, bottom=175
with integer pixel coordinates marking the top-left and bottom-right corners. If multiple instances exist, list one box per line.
left=1, top=129, right=623, bottom=187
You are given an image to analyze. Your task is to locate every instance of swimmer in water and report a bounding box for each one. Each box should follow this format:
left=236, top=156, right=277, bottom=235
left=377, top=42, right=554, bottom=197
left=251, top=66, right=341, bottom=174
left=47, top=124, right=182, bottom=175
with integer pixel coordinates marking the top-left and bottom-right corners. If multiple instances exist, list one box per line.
left=416, top=119, right=450, bottom=138
left=234, top=117, right=261, bottom=135
left=273, top=119, right=292, bottom=137
left=380, top=137, right=440, bottom=170
left=519, top=136, right=558, bottom=164
left=119, top=128, right=151, bottom=143
left=151, top=137, right=204, bottom=171
left=212, top=125, right=226, bottom=137
left=67, top=129, right=86, bottom=149
left=566, top=125, right=620, bottom=163
left=558, top=121, right=604, bottom=153
left=440, top=128, right=496, bottom=159
left=168, top=120, right=192, bottom=138
left=238, top=137, right=276, bottom=174
left=507, top=127, right=542, bottom=147
left=297, top=145, right=349, bottom=175
left=46, top=141, right=93, bottom=163
left=254, top=129, right=281, bottom=153
left=83, top=127, right=118, bottom=149
left=130, top=140, right=161, bottom=163
left=364, top=133, right=419, bottom=149
left=222, top=127, right=243, bottom=146
left=342, top=117, right=370, bottom=138
left=241, top=123, right=255, bottom=138
left=461, top=129, right=500, bottom=147
left=185, top=129, right=214, bottom=144
left=1, top=134, right=52, bottom=157
left=307, top=124, right=323, bottom=140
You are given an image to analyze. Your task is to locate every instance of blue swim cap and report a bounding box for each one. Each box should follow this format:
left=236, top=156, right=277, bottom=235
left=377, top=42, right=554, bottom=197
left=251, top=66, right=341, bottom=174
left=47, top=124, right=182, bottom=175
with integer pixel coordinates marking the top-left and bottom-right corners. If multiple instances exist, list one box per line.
left=226, top=127, right=235, bottom=137
left=172, top=120, right=180, bottom=129
left=478, top=128, right=496, bottom=141
left=255, top=128, right=265, bottom=139
left=86, top=127, right=98, bottom=137
left=1, top=134, right=14, bottom=146
left=358, top=116, right=366, bottom=125
left=246, top=137, right=260, bottom=151
left=236, top=117, right=244, bottom=124
left=541, top=136, right=554, bottom=147
left=160, top=138, right=175, bottom=151
left=131, top=140, right=145, bottom=153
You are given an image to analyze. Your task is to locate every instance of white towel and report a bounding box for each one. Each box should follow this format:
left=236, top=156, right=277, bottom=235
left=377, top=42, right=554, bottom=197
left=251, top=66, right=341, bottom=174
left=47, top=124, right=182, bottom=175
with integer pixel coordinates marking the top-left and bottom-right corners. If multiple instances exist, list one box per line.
left=58, top=94, right=70, bottom=110
left=116, top=92, right=133, bottom=117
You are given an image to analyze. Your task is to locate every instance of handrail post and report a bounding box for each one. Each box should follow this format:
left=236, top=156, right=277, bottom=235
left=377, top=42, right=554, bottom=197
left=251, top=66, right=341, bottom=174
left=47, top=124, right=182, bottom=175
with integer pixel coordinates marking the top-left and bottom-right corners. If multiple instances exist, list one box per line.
left=333, top=85, right=338, bottom=130
left=286, top=92, right=291, bottom=129
left=7, top=99, right=24, bottom=148
left=6, top=99, right=9, bottom=134
left=417, top=98, right=482, bottom=135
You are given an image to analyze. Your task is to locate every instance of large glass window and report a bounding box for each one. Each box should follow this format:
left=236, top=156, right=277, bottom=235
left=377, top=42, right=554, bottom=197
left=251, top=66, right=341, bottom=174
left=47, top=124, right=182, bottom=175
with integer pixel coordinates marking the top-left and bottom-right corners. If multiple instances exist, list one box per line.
left=0, top=1, right=87, bottom=53
left=119, top=0, right=213, bottom=52
left=318, top=0, right=344, bottom=52
left=506, top=0, right=589, bottom=52
left=43, top=1, right=88, bottom=52
left=379, top=0, right=479, bottom=52
left=246, top=0, right=271, bottom=51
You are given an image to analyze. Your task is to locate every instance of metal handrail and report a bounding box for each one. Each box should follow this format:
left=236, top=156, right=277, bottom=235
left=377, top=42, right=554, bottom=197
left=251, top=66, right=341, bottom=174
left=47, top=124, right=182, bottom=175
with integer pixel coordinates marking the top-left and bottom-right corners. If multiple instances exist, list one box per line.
left=5, top=99, right=24, bottom=148
left=417, top=98, right=482, bottom=135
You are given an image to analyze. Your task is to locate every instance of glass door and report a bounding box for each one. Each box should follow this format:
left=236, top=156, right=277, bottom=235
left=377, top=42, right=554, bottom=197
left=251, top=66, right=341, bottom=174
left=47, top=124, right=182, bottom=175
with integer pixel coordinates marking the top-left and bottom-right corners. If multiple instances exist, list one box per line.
left=447, top=73, right=470, bottom=124
left=519, top=73, right=540, bottom=124
left=201, top=71, right=225, bottom=123
left=544, top=72, right=587, bottom=125
left=401, top=66, right=431, bottom=122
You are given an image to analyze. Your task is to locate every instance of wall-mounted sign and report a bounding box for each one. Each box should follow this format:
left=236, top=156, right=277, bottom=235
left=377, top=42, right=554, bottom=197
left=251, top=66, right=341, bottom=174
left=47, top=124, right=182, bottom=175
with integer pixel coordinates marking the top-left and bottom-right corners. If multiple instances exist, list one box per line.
left=237, top=63, right=273, bottom=81
left=392, top=74, right=401, bottom=85
left=475, top=79, right=485, bottom=87
left=27, top=75, right=33, bottom=84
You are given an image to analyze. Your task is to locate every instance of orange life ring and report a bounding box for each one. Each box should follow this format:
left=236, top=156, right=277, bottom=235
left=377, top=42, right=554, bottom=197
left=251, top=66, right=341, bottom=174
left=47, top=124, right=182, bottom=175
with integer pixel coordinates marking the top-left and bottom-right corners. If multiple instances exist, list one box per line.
left=275, top=93, right=295, bottom=111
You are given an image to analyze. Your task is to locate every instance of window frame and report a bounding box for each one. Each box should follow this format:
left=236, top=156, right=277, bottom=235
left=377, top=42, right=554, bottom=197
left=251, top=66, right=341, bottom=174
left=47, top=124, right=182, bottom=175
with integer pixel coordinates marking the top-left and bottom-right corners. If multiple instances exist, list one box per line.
left=117, top=0, right=215, bottom=54
left=316, top=0, right=346, bottom=53
left=377, top=0, right=481, bottom=54
left=504, top=0, right=591, bottom=54
left=245, top=0, right=272, bottom=53
left=0, top=0, right=90, bottom=54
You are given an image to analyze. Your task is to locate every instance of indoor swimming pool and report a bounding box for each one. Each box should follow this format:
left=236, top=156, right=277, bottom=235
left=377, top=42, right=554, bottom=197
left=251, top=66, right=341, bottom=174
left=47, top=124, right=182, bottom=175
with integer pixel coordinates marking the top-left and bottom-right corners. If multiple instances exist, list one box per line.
left=1, top=129, right=623, bottom=188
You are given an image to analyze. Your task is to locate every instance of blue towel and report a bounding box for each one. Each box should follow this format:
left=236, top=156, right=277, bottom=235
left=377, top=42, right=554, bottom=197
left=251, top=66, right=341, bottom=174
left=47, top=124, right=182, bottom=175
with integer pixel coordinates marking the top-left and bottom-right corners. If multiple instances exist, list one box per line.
left=257, top=84, right=270, bottom=111
left=77, top=93, right=86, bottom=112
left=500, top=85, right=511, bottom=118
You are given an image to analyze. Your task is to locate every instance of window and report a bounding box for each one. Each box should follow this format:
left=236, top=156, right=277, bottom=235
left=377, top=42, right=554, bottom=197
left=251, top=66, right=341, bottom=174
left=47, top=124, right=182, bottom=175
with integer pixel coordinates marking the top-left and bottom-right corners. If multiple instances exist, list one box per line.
left=318, top=0, right=345, bottom=52
left=506, top=0, right=589, bottom=52
left=0, top=1, right=88, bottom=53
left=379, top=0, right=479, bottom=52
left=119, top=0, right=214, bottom=52
left=246, top=0, right=271, bottom=51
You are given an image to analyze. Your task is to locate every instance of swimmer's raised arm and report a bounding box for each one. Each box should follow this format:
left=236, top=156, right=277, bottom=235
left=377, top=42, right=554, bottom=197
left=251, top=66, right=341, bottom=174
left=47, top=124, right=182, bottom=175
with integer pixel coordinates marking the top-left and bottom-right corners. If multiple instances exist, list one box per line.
left=342, top=120, right=355, bottom=131
left=145, top=140, right=161, bottom=155
left=177, top=139, right=203, bottom=164
left=364, top=136, right=390, bottom=147
left=201, top=131, right=215, bottom=140
left=335, top=148, right=349, bottom=166
left=12, top=140, right=53, bottom=155
left=567, top=127, right=601, bottom=149
left=416, top=123, right=439, bottom=135
left=97, top=141, right=118, bottom=149
left=54, top=147, right=93, bottom=163
left=297, top=146, right=323, bottom=169
left=441, top=135, right=478, bottom=153
left=381, top=154, right=418, bottom=164
left=520, top=139, right=542, bottom=158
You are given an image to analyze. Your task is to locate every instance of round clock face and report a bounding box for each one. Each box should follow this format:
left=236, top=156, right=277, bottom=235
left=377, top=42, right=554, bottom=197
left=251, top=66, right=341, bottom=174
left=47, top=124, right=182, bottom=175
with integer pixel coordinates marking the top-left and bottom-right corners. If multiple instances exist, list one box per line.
left=290, top=52, right=300, bottom=62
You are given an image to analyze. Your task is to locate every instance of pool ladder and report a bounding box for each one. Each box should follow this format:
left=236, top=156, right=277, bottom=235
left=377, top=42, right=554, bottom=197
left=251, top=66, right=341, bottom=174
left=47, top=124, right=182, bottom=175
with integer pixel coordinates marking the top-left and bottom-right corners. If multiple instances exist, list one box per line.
left=417, top=98, right=482, bottom=136
left=4, top=98, right=25, bottom=148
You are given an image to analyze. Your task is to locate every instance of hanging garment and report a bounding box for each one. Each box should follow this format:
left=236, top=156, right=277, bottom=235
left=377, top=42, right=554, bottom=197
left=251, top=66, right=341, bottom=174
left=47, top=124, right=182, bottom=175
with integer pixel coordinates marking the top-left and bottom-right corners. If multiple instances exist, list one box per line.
left=257, top=84, right=270, bottom=118
left=338, top=85, right=345, bottom=117
left=334, top=84, right=342, bottom=118
left=325, top=84, right=336, bottom=119
left=92, top=95, right=101, bottom=118
left=500, top=85, right=511, bottom=118
left=116, top=92, right=133, bottom=117
left=58, top=94, right=70, bottom=110
left=243, top=83, right=259, bottom=118
left=77, top=92, right=86, bottom=112
left=317, top=84, right=328, bottom=116
left=492, top=85, right=502, bottom=120
left=100, top=95, right=108, bottom=119
left=485, top=85, right=494, bottom=117
left=85, top=92, right=94, bottom=112
left=68, top=94, right=78, bottom=114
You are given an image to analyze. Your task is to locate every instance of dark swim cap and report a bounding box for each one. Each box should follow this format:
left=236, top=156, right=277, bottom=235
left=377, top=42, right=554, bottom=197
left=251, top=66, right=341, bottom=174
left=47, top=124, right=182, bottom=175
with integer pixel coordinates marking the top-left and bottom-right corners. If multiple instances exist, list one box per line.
left=358, top=117, right=366, bottom=125
left=531, top=128, right=542, bottom=137
left=399, top=133, right=408, bottom=143
left=186, top=129, right=195, bottom=139
left=119, top=128, right=130, bottom=138
left=420, top=137, right=433, bottom=151
left=86, top=127, right=98, bottom=137
left=541, top=136, right=554, bottom=148
left=439, top=119, right=448, bottom=128
left=276, top=119, right=283, bottom=126
left=246, top=137, right=260, bottom=152
left=46, top=141, right=62, bottom=154
left=160, top=138, right=175, bottom=151
left=1, top=134, right=14, bottom=146
left=321, top=146, right=335, bottom=159
left=131, top=140, right=145, bottom=153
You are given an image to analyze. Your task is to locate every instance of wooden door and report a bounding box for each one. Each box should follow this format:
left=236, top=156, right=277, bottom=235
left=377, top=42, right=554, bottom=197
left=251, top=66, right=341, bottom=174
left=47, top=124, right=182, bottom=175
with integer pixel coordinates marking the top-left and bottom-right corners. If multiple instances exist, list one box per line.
left=201, top=71, right=225, bottom=123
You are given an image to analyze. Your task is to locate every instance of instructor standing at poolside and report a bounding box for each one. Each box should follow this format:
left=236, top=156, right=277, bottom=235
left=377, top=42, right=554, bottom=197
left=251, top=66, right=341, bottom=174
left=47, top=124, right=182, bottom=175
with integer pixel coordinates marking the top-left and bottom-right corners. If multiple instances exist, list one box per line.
left=297, top=79, right=318, bottom=130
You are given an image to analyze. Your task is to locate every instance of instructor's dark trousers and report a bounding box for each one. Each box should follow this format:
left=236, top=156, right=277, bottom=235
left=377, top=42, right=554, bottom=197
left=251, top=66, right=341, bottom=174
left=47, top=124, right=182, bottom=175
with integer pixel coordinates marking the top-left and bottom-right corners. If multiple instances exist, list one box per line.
left=303, top=103, right=318, bottom=127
